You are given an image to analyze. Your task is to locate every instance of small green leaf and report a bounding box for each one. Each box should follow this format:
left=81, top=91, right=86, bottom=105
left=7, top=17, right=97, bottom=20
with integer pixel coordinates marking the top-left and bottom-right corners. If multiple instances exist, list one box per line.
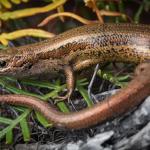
left=57, top=102, right=69, bottom=113
left=0, top=117, right=12, bottom=124
left=0, top=109, right=30, bottom=140
left=35, top=112, right=52, bottom=128
left=77, top=85, right=93, bottom=107
left=6, top=130, right=13, bottom=144
left=20, top=118, right=30, bottom=142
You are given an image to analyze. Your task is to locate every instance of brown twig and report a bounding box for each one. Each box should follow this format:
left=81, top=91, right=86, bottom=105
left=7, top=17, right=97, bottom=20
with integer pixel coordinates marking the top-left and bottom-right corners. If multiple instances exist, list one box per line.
left=38, top=12, right=97, bottom=27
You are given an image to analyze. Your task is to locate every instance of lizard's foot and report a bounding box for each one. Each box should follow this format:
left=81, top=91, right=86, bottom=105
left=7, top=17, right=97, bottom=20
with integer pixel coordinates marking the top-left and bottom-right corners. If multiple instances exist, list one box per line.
left=54, top=65, right=75, bottom=103
left=54, top=91, right=72, bottom=104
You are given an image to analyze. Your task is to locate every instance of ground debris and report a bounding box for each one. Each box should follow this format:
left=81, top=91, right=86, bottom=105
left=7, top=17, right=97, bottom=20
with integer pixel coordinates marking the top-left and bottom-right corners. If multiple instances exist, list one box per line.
left=14, top=95, right=150, bottom=150
left=15, top=131, right=114, bottom=150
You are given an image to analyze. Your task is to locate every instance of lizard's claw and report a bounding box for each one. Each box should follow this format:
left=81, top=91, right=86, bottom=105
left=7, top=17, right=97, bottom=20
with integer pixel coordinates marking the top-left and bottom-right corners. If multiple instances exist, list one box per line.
left=54, top=91, right=72, bottom=104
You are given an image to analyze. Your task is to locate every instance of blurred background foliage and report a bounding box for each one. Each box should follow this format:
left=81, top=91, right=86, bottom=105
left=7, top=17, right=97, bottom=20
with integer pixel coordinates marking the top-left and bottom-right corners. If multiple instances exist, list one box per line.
left=0, top=0, right=149, bottom=145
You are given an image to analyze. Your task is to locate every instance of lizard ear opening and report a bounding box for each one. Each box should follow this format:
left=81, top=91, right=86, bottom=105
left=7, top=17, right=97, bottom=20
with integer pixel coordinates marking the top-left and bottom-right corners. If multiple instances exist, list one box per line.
left=23, top=62, right=33, bottom=70
left=0, top=60, right=6, bottom=68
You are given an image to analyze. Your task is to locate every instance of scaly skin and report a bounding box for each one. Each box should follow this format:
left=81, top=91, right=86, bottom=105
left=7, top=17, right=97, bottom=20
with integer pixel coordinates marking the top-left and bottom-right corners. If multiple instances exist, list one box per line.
left=0, top=23, right=150, bottom=129
left=0, top=23, right=149, bottom=99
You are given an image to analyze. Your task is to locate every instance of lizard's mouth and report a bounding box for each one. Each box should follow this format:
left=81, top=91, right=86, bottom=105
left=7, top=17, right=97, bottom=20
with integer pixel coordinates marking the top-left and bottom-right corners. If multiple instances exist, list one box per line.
left=0, top=61, right=38, bottom=78
left=0, top=63, right=23, bottom=75
left=0, top=67, right=11, bottom=74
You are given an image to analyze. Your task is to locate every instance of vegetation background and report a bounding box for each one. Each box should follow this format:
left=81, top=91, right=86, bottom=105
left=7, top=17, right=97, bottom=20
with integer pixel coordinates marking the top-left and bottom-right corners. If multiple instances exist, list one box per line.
left=0, top=0, right=149, bottom=149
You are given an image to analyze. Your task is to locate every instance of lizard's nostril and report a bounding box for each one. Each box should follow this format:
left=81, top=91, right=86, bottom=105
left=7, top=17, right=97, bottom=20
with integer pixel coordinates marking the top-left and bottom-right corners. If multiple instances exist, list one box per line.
left=0, top=60, right=6, bottom=68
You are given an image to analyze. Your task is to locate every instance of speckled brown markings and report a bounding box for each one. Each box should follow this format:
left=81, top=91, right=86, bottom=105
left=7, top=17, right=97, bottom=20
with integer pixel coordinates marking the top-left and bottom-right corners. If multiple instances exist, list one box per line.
left=0, top=23, right=149, bottom=99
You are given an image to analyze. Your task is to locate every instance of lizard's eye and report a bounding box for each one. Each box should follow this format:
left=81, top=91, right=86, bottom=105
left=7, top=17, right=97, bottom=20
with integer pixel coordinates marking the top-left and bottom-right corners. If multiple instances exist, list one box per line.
left=0, top=60, right=6, bottom=68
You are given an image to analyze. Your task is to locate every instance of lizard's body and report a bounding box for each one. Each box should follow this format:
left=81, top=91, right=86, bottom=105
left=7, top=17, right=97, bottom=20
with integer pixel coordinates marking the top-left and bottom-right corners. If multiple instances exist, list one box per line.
left=0, top=23, right=149, bottom=77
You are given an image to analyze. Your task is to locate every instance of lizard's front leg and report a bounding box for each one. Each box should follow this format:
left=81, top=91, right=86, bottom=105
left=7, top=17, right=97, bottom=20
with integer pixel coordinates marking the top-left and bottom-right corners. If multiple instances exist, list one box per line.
left=56, top=59, right=102, bottom=102
left=56, top=65, right=75, bottom=102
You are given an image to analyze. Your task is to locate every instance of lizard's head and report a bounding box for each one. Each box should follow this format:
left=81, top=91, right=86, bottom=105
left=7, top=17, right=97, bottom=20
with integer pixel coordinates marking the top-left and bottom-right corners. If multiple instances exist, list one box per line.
left=0, top=47, right=33, bottom=78
left=0, top=47, right=63, bottom=78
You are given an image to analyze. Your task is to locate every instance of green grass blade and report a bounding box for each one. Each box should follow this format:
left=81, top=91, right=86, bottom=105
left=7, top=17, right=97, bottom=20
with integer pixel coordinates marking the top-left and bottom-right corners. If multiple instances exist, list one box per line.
left=0, top=109, right=31, bottom=139
left=35, top=111, right=52, bottom=128
left=21, top=79, right=56, bottom=89
left=20, top=118, right=30, bottom=142
left=6, top=130, right=13, bottom=144
left=77, top=85, right=93, bottom=107
left=57, top=102, right=69, bottom=113
left=0, top=117, right=12, bottom=124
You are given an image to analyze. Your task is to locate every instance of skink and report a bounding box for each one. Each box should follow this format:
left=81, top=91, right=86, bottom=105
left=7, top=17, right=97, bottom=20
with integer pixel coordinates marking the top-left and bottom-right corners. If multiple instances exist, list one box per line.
left=0, top=23, right=149, bottom=99
left=0, top=23, right=150, bottom=129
